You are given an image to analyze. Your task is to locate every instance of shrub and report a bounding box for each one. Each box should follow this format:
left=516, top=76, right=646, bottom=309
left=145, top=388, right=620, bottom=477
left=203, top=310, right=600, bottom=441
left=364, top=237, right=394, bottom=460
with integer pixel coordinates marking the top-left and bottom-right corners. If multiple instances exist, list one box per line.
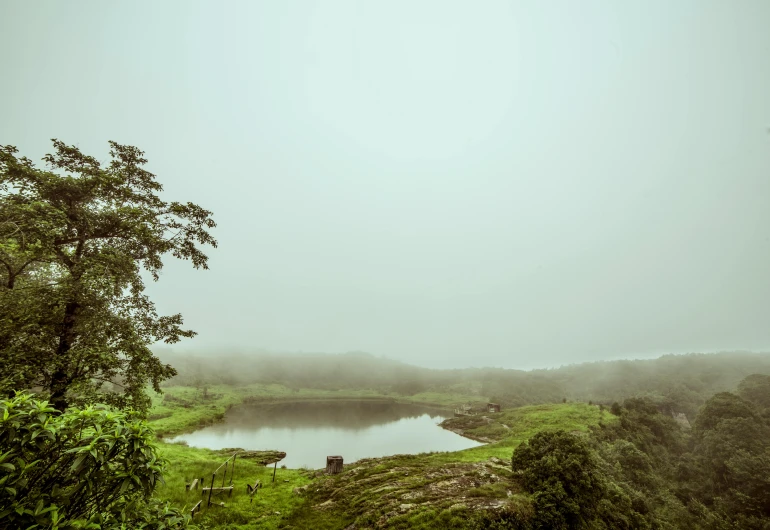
left=511, top=430, right=604, bottom=529
left=0, top=393, right=191, bottom=529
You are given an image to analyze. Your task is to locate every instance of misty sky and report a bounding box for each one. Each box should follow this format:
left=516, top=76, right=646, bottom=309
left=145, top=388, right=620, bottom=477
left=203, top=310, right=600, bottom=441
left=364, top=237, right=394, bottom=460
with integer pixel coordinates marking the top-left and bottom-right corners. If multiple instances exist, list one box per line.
left=2, top=1, right=769, bottom=369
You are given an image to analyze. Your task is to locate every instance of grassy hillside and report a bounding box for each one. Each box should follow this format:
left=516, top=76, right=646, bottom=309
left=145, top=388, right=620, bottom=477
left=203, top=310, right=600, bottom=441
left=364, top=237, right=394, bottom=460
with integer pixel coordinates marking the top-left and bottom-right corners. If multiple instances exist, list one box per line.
left=155, top=402, right=611, bottom=529
left=155, top=442, right=312, bottom=530
left=157, top=350, right=770, bottom=419
left=147, top=353, right=770, bottom=528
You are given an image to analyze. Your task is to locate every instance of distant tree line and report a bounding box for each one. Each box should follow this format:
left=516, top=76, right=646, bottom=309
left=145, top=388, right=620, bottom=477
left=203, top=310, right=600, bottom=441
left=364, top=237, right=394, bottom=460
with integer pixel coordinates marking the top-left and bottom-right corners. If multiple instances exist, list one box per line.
left=160, top=349, right=770, bottom=419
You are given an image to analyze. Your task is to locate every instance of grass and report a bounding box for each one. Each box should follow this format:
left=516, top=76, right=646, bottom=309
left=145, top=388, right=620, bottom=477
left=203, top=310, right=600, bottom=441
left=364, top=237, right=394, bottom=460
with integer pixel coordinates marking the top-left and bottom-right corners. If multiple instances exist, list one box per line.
left=434, top=402, right=615, bottom=462
left=156, top=442, right=313, bottom=530
left=281, top=402, right=616, bottom=528
left=150, top=386, right=615, bottom=529
left=149, top=384, right=483, bottom=437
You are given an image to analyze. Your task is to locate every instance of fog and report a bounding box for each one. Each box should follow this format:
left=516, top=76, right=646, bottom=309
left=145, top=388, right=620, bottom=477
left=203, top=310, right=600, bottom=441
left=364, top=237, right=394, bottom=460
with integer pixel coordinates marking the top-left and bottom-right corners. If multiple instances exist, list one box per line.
left=2, top=1, right=769, bottom=369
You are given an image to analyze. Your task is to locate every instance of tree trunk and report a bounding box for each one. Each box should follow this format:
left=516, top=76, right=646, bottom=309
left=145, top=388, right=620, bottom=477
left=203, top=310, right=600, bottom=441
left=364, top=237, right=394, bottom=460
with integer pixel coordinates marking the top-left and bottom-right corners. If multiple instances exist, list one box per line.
left=49, top=371, right=70, bottom=411
left=50, top=301, right=80, bottom=411
left=326, top=455, right=343, bottom=475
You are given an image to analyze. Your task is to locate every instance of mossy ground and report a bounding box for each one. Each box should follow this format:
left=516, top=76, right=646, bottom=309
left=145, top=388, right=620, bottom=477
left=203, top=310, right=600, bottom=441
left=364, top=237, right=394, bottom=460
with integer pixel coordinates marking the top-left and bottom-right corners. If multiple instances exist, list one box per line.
left=151, top=388, right=614, bottom=529
left=283, top=403, right=614, bottom=528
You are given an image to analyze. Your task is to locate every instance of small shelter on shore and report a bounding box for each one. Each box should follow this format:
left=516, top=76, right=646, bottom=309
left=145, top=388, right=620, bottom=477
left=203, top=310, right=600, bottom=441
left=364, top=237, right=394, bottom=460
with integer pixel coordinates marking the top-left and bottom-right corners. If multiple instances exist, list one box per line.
left=487, top=402, right=501, bottom=413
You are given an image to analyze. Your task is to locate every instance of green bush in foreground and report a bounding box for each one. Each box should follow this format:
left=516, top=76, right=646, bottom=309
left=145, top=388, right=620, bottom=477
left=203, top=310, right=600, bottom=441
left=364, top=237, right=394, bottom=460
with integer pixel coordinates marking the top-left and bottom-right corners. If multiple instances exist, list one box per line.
left=0, top=393, right=191, bottom=530
left=512, top=430, right=603, bottom=529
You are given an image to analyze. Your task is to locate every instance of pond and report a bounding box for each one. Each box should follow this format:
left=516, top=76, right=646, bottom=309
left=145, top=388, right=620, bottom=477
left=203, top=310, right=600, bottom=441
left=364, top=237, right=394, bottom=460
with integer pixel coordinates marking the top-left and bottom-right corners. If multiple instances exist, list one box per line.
left=169, top=399, right=482, bottom=468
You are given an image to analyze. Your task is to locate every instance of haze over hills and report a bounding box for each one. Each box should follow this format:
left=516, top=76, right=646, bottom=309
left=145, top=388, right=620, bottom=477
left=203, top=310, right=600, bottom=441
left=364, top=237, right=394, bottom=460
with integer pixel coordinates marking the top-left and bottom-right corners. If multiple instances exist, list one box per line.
left=156, top=348, right=770, bottom=417
left=5, top=1, right=770, bottom=371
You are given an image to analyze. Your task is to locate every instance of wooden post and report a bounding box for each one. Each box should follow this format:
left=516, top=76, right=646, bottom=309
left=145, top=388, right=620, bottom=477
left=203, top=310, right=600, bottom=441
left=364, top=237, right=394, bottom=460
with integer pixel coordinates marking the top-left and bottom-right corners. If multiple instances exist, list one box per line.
left=272, top=461, right=277, bottom=483
left=207, top=473, right=215, bottom=507
left=201, top=486, right=234, bottom=494
left=221, top=461, right=227, bottom=489
left=230, top=454, right=237, bottom=496
left=326, top=455, right=343, bottom=474
left=248, top=479, right=261, bottom=503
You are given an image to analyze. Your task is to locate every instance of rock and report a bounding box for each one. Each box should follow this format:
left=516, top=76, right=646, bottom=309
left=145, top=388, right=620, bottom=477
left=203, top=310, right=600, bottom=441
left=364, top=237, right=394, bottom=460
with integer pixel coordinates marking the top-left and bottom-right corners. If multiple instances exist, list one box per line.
left=274, top=511, right=281, bottom=515
left=400, top=491, right=423, bottom=500
left=399, top=503, right=414, bottom=512
left=293, top=485, right=309, bottom=495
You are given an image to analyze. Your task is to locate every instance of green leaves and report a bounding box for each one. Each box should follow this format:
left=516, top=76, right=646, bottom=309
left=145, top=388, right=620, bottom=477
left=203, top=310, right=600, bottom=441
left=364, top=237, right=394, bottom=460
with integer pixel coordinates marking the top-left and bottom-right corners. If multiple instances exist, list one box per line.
left=0, top=393, right=191, bottom=529
left=0, top=140, right=216, bottom=411
left=512, top=430, right=605, bottom=528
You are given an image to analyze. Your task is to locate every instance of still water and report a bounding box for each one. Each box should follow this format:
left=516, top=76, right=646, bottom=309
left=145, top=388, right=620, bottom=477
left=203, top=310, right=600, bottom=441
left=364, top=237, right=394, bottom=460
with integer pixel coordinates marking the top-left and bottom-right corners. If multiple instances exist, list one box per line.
left=170, top=400, right=482, bottom=468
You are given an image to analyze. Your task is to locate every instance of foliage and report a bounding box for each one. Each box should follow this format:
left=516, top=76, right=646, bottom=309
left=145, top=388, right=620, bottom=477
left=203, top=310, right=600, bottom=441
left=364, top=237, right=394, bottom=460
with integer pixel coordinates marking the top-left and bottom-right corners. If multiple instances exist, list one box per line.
left=0, top=140, right=216, bottom=411
left=511, top=430, right=604, bottom=529
left=0, top=393, right=191, bottom=529
left=690, top=391, right=770, bottom=526
left=589, top=383, right=770, bottom=530
left=738, top=373, right=770, bottom=419
left=159, top=349, right=770, bottom=421
left=149, top=374, right=770, bottom=529
left=154, top=442, right=311, bottom=530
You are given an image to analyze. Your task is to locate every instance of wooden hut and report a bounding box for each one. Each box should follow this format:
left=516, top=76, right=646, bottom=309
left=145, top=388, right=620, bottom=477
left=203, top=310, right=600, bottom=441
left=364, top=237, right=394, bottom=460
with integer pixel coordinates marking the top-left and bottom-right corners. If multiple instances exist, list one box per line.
left=487, top=402, right=501, bottom=413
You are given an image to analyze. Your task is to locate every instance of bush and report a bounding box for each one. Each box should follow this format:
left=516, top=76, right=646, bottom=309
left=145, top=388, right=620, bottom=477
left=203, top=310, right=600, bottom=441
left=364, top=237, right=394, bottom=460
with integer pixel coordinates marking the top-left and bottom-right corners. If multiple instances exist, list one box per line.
left=0, top=393, right=191, bottom=529
left=511, top=430, right=604, bottom=529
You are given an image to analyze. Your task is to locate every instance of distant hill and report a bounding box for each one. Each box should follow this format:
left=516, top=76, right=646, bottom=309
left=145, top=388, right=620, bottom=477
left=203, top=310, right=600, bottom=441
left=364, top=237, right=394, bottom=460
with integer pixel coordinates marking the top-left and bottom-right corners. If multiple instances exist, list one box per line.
left=155, top=349, right=770, bottom=417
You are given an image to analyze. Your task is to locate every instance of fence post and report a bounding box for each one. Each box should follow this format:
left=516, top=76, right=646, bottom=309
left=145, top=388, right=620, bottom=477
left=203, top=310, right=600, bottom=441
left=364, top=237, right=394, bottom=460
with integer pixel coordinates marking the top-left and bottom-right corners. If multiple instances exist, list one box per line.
left=230, top=454, right=237, bottom=496
left=207, top=473, right=215, bottom=507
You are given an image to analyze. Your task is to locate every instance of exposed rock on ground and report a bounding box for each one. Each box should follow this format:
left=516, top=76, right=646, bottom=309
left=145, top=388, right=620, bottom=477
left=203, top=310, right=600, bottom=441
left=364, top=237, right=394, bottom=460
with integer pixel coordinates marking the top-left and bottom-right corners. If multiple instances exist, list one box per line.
left=298, top=453, right=523, bottom=528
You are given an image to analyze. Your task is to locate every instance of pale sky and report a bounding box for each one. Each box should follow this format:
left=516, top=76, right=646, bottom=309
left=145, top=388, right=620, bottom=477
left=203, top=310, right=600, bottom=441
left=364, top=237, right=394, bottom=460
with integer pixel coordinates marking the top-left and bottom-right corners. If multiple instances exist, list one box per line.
left=2, top=1, right=769, bottom=369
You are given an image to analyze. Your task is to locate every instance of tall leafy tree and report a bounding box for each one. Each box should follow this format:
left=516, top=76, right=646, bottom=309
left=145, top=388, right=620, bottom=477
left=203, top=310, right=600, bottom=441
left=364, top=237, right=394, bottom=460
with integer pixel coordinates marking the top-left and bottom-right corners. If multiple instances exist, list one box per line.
left=0, top=140, right=216, bottom=410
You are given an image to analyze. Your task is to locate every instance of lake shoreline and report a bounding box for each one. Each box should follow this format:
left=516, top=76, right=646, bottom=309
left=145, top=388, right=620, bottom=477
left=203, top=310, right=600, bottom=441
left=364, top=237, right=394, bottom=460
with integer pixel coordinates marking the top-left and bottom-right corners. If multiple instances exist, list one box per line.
left=150, top=384, right=482, bottom=438
left=165, top=398, right=482, bottom=468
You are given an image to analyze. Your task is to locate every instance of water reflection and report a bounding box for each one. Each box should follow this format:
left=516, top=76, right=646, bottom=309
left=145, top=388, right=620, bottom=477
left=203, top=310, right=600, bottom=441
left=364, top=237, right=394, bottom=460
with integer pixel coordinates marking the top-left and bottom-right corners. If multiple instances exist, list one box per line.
left=170, top=400, right=482, bottom=468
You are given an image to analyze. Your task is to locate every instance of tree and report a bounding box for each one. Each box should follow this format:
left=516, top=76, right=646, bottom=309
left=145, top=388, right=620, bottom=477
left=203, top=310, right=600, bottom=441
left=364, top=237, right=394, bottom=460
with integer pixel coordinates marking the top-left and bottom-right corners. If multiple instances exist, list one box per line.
left=737, top=374, right=770, bottom=417
left=0, top=393, right=190, bottom=529
left=692, top=392, right=757, bottom=433
left=690, top=392, right=770, bottom=525
left=0, top=140, right=216, bottom=411
left=511, top=430, right=604, bottom=529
